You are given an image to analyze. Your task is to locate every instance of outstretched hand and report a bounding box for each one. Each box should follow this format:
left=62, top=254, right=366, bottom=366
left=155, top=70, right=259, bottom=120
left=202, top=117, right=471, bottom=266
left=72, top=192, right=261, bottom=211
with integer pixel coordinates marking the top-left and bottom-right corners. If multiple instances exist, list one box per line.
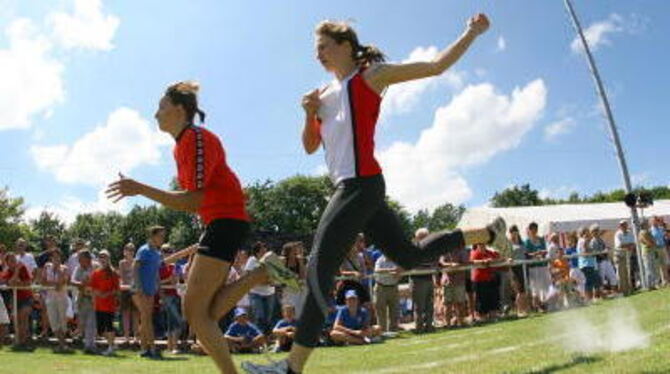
left=467, top=13, right=490, bottom=36
left=106, top=172, right=143, bottom=203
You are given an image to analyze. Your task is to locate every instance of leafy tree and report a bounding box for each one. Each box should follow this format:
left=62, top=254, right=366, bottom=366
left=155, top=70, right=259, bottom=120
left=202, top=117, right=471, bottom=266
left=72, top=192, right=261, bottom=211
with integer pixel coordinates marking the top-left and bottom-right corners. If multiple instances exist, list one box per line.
left=0, top=188, right=32, bottom=246
left=490, top=184, right=542, bottom=207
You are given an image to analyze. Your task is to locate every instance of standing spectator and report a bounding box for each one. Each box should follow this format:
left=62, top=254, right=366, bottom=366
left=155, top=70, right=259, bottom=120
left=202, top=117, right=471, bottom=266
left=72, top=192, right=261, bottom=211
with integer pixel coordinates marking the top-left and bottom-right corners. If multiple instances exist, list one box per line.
left=373, top=254, right=400, bottom=333
left=639, top=222, right=659, bottom=289
left=650, top=217, right=669, bottom=285
left=90, top=250, right=120, bottom=356
left=35, top=236, right=60, bottom=341
left=410, top=228, right=436, bottom=333
left=614, top=220, right=635, bottom=295
left=524, top=223, right=549, bottom=311
left=224, top=308, right=266, bottom=353
left=439, top=246, right=469, bottom=326
left=329, top=290, right=381, bottom=345
left=71, top=250, right=97, bottom=354
left=42, top=251, right=70, bottom=352
left=118, top=243, right=138, bottom=346
left=1, top=253, right=33, bottom=349
left=470, top=244, right=502, bottom=322
left=159, top=246, right=183, bottom=355
left=272, top=304, right=297, bottom=352
left=577, top=227, right=601, bottom=300
left=14, top=238, right=37, bottom=276
left=245, top=242, right=276, bottom=334
left=234, top=249, right=251, bottom=312
left=281, top=242, right=306, bottom=317
left=564, top=233, right=586, bottom=298
left=66, top=239, right=87, bottom=276
left=133, top=226, right=164, bottom=359
left=508, top=225, right=529, bottom=317
left=590, top=225, right=618, bottom=294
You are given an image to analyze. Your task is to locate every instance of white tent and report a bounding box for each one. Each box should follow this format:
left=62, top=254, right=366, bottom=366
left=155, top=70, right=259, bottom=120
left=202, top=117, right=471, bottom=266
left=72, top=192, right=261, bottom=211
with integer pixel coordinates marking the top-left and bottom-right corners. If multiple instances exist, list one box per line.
left=459, top=200, right=670, bottom=240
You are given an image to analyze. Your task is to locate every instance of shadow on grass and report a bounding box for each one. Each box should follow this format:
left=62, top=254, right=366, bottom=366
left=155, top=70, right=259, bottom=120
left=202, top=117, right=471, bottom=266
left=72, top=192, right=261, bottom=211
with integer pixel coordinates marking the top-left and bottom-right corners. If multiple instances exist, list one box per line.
left=516, top=355, right=601, bottom=374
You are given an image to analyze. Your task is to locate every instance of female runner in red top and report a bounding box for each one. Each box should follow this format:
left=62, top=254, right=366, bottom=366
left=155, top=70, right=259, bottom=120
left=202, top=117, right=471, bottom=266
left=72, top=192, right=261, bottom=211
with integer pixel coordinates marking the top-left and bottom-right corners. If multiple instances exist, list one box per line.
left=243, top=14, right=512, bottom=374
left=106, top=81, right=297, bottom=373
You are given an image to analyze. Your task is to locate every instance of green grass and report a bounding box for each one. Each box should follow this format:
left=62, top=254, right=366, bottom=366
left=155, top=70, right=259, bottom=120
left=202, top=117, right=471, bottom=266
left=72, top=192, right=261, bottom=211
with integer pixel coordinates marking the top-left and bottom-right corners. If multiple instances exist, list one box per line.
left=1, top=289, right=669, bottom=373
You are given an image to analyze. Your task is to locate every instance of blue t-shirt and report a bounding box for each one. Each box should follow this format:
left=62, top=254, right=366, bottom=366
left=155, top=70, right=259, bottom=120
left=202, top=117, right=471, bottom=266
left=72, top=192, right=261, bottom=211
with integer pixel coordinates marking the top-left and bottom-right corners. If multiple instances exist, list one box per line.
left=564, top=247, right=578, bottom=269
left=273, top=318, right=296, bottom=330
left=334, top=305, right=369, bottom=330
left=651, top=226, right=666, bottom=248
left=226, top=322, right=262, bottom=340
left=135, top=244, right=162, bottom=296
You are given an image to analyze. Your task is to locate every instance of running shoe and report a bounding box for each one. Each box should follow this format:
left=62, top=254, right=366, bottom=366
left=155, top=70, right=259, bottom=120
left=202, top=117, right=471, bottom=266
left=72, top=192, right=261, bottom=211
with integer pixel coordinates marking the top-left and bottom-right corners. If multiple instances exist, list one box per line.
left=260, top=252, right=301, bottom=293
left=487, top=217, right=512, bottom=255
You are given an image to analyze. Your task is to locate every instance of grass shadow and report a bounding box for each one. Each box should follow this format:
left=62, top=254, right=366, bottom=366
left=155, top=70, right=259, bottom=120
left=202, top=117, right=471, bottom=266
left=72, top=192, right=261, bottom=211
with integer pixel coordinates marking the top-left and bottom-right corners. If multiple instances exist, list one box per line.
left=514, top=355, right=601, bottom=374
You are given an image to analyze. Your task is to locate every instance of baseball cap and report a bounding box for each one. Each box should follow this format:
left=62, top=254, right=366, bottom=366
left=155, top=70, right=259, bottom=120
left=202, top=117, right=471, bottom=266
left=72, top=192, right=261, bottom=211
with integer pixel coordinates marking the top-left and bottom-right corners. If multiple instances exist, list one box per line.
left=345, top=290, right=358, bottom=299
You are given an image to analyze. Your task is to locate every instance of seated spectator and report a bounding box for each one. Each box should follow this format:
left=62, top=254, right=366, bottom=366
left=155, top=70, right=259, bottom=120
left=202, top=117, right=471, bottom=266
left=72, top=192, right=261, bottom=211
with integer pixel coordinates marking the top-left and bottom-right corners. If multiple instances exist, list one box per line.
left=42, top=251, right=71, bottom=353
left=225, top=308, right=266, bottom=353
left=71, top=249, right=98, bottom=354
left=90, top=250, right=120, bottom=356
left=439, top=247, right=469, bottom=327
left=2, top=252, right=34, bottom=350
left=272, top=304, right=297, bottom=352
left=546, top=248, right=579, bottom=310
left=329, top=290, right=381, bottom=345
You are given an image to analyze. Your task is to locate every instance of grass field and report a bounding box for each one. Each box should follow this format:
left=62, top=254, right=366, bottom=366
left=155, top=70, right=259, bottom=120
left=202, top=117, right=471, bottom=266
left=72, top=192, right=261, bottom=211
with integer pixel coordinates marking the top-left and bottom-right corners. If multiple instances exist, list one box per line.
left=1, top=288, right=669, bottom=374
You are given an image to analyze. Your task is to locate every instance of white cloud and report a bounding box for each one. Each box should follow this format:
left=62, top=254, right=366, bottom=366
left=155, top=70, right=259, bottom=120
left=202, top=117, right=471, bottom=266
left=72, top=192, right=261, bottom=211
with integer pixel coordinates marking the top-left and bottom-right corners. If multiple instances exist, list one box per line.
left=0, top=0, right=119, bottom=130
left=569, top=13, right=645, bottom=54
left=31, top=107, right=172, bottom=185
left=0, top=19, right=65, bottom=130
left=48, top=0, right=119, bottom=51
left=380, top=46, right=465, bottom=120
left=544, top=117, right=576, bottom=141
left=379, top=79, right=547, bottom=212
left=312, top=164, right=329, bottom=176
left=496, top=36, right=506, bottom=52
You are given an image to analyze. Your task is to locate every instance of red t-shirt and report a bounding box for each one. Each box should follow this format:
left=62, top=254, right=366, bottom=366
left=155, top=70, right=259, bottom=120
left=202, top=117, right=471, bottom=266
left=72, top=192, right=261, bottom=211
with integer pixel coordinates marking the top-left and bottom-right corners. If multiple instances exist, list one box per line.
left=1, top=265, right=33, bottom=300
left=89, top=268, right=120, bottom=312
left=173, top=126, right=249, bottom=224
left=159, top=263, right=178, bottom=297
left=470, top=248, right=500, bottom=283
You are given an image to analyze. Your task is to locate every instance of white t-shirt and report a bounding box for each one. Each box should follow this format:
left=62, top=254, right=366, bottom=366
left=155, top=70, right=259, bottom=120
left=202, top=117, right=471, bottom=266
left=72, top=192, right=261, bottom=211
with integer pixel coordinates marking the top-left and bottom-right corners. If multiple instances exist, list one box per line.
left=43, top=263, right=69, bottom=301
left=244, top=256, right=275, bottom=296
left=16, top=253, right=37, bottom=274
left=546, top=242, right=561, bottom=260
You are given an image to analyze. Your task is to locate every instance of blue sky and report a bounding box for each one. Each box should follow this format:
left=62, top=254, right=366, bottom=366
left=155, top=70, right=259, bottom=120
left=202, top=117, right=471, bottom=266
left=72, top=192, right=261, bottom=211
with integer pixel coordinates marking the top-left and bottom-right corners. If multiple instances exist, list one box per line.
left=1, top=0, right=668, bottom=222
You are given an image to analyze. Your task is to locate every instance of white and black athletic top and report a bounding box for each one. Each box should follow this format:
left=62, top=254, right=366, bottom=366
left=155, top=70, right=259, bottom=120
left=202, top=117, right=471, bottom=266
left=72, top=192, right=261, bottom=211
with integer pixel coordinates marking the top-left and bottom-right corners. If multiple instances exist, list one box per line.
left=317, top=67, right=383, bottom=185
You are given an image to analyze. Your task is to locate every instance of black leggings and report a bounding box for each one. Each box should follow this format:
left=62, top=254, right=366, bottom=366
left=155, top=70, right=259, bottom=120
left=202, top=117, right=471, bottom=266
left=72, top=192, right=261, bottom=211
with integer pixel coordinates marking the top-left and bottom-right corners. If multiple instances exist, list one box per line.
left=294, top=174, right=465, bottom=347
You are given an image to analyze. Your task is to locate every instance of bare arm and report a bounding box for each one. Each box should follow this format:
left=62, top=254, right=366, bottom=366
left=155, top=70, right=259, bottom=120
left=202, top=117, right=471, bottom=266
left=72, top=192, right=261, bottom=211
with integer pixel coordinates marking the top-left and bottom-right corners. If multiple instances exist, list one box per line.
left=106, top=174, right=203, bottom=213
left=163, top=244, right=198, bottom=265
left=301, top=89, right=322, bottom=154
left=365, top=14, right=490, bottom=93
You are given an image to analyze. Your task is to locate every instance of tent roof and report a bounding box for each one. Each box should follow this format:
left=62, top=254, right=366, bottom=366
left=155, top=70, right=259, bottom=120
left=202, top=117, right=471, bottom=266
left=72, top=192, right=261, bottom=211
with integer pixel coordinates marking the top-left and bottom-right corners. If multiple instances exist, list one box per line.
left=458, top=200, right=670, bottom=234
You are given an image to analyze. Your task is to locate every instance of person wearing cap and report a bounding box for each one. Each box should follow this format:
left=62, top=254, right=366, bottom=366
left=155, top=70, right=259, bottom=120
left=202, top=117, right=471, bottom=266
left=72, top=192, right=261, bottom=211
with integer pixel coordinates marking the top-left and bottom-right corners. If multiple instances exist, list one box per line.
left=224, top=308, right=266, bottom=353
left=614, top=220, right=635, bottom=295
left=589, top=224, right=618, bottom=295
left=330, top=290, right=381, bottom=345
left=90, top=250, right=120, bottom=356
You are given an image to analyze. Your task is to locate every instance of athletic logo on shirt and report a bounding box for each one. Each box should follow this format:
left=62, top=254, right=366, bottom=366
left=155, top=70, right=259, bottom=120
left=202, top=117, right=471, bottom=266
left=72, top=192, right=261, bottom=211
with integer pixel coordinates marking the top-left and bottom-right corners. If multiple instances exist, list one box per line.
left=194, top=126, right=205, bottom=189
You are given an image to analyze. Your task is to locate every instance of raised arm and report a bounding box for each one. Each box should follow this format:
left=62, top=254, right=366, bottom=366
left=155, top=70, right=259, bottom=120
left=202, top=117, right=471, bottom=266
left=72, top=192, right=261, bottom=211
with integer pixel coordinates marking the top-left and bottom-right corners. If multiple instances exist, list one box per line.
left=364, top=13, right=490, bottom=93
left=301, top=89, right=323, bottom=154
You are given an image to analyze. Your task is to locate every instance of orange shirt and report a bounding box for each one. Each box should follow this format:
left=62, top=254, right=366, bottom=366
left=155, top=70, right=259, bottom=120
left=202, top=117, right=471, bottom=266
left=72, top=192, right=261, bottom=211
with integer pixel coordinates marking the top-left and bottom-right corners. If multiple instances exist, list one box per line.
left=173, top=126, right=249, bottom=224
left=89, top=268, right=120, bottom=312
left=552, top=258, right=570, bottom=281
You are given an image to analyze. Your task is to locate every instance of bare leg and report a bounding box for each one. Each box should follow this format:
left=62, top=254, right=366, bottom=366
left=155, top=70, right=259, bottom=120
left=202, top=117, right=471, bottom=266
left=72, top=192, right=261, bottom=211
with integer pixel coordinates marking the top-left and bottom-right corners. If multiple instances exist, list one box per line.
left=208, top=267, right=269, bottom=320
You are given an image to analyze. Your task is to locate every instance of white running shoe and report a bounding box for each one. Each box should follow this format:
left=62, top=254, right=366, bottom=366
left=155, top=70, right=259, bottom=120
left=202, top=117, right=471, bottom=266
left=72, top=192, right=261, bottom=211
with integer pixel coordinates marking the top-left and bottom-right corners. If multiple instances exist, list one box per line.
left=241, top=359, right=289, bottom=374
left=260, top=252, right=301, bottom=293
left=487, top=217, right=512, bottom=255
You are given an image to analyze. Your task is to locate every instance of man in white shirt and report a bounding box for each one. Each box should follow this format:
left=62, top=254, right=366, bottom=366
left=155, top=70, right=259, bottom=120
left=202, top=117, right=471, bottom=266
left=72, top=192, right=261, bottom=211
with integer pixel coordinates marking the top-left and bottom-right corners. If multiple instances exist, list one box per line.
left=15, top=238, right=37, bottom=276
left=373, top=255, right=400, bottom=333
left=614, top=220, right=635, bottom=295
left=245, top=242, right=276, bottom=334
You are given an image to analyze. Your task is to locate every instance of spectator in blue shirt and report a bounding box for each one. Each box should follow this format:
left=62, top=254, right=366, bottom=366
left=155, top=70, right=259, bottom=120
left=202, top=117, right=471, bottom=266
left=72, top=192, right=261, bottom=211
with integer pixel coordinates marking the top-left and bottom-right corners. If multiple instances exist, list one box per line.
left=329, top=290, right=381, bottom=345
left=225, top=308, right=266, bottom=353
left=133, top=225, right=165, bottom=359
left=272, top=304, right=297, bottom=352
